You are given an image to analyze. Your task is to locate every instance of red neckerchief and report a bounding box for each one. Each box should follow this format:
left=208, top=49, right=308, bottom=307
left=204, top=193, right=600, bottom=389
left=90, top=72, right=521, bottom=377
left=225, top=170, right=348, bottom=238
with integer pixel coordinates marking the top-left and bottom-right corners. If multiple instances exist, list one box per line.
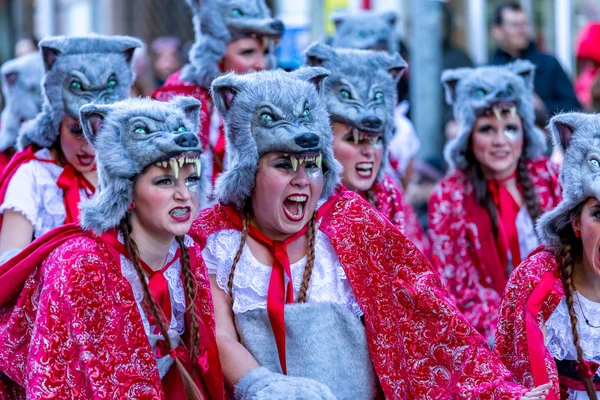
left=57, top=163, right=96, bottom=224
left=487, top=171, right=521, bottom=271
left=100, top=230, right=181, bottom=333
left=221, top=191, right=340, bottom=375
left=210, top=123, right=226, bottom=185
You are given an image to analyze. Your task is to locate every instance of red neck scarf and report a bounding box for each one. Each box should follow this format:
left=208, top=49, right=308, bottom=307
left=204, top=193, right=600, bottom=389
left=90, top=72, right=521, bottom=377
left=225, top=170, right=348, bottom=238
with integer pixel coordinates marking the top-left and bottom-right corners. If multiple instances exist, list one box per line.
left=221, top=191, right=340, bottom=375
left=56, top=163, right=96, bottom=224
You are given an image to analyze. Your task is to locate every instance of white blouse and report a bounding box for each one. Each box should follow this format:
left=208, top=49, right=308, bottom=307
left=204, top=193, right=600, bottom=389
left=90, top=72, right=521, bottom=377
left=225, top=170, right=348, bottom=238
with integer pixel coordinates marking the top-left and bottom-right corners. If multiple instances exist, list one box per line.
left=0, top=148, right=90, bottom=238
left=545, top=291, right=600, bottom=399
left=516, top=206, right=539, bottom=263
left=120, top=233, right=192, bottom=378
left=202, top=227, right=363, bottom=318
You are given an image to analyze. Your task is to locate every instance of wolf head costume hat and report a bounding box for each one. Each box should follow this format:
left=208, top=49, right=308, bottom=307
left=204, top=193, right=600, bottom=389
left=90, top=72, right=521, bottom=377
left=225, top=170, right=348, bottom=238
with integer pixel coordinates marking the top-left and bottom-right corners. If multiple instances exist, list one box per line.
left=181, top=0, right=285, bottom=89
left=305, top=42, right=406, bottom=174
left=17, top=34, right=142, bottom=150
left=78, top=96, right=206, bottom=234
left=537, top=112, right=600, bottom=247
left=210, top=67, right=341, bottom=209
left=441, top=60, right=546, bottom=170
left=330, top=10, right=398, bottom=53
left=0, top=53, right=44, bottom=151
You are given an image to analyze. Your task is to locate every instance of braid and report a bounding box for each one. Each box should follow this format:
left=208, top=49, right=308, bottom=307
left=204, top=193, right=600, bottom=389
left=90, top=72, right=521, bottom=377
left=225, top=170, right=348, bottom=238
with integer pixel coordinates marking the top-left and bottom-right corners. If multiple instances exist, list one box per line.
left=228, top=212, right=249, bottom=298
left=296, top=212, right=317, bottom=303
left=120, top=215, right=205, bottom=400
left=176, top=236, right=200, bottom=371
left=516, top=156, right=542, bottom=223
left=465, top=154, right=499, bottom=235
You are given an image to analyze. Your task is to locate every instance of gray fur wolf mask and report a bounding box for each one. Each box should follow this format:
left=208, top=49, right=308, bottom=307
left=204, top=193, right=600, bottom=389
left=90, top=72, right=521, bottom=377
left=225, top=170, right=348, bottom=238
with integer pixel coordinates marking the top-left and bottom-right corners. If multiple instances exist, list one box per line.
left=537, top=112, right=600, bottom=247
left=17, top=35, right=142, bottom=150
left=210, top=67, right=342, bottom=209
left=78, top=96, right=207, bottom=234
left=305, top=43, right=406, bottom=175
left=441, top=60, right=546, bottom=170
left=330, top=10, right=398, bottom=53
left=0, top=53, right=44, bottom=151
left=181, top=0, right=285, bottom=89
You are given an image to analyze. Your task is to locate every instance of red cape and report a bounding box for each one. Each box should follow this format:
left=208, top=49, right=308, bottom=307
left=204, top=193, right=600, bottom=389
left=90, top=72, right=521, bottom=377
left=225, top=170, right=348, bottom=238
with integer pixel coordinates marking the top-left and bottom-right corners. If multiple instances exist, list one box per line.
left=190, top=187, right=527, bottom=399
left=428, top=158, right=562, bottom=342
left=0, top=224, right=225, bottom=399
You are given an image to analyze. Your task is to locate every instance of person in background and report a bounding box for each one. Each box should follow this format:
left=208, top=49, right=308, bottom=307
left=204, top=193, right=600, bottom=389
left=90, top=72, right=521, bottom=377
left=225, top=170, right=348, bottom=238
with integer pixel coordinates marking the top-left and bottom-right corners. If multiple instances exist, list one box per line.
left=14, top=36, right=38, bottom=58
left=151, top=37, right=184, bottom=89
left=574, top=22, right=600, bottom=109
left=490, top=2, right=580, bottom=123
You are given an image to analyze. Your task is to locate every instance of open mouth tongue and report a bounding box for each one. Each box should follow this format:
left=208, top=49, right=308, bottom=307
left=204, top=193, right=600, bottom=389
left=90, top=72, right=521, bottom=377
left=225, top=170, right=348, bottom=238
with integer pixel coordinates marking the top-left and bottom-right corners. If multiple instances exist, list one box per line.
left=284, top=199, right=303, bottom=216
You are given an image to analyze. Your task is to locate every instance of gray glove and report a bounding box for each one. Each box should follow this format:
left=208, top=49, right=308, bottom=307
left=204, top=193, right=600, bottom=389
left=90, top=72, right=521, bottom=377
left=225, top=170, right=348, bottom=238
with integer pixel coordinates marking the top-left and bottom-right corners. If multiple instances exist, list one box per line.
left=233, top=367, right=337, bottom=400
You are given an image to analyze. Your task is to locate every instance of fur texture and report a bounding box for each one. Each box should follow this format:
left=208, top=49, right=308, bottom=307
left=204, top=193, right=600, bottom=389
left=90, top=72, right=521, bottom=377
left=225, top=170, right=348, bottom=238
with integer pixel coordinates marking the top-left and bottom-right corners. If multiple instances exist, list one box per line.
left=305, top=42, right=406, bottom=176
left=78, top=96, right=207, bottom=234
left=234, top=302, right=378, bottom=400
left=181, top=0, right=284, bottom=89
left=0, top=53, right=44, bottom=151
left=17, top=35, right=142, bottom=150
left=211, top=67, right=342, bottom=208
left=330, top=10, right=398, bottom=53
left=537, top=112, right=600, bottom=246
left=441, top=60, right=546, bottom=169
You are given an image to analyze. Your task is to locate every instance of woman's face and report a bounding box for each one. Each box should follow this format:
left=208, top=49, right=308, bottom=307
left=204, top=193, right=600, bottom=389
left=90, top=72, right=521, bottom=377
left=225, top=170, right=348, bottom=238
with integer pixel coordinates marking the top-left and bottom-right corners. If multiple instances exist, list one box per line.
left=132, top=163, right=201, bottom=241
left=252, top=152, right=324, bottom=240
left=471, top=113, right=524, bottom=180
left=59, top=116, right=96, bottom=173
left=221, top=37, right=268, bottom=74
left=573, top=197, right=600, bottom=278
left=331, top=121, right=383, bottom=192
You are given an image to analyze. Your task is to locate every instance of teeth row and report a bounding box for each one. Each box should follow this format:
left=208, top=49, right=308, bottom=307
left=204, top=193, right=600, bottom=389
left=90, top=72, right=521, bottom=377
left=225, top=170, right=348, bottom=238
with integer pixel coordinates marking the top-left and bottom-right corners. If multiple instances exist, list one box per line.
left=492, top=106, right=517, bottom=120
left=171, top=208, right=189, bottom=216
left=287, top=153, right=322, bottom=172
left=155, top=157, right=201, bottom=178
left=352, top=128, right=380, bottom=145
left=288, top=195, right=307, bottom=202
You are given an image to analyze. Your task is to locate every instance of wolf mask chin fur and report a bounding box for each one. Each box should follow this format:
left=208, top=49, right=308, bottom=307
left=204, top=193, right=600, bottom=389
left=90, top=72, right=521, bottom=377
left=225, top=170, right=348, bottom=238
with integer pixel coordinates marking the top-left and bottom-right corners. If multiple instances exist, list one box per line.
left=210, top=67, right=342, bottom=209
left=78, top=96, right=207, bottom=234
left=0, top=53, right=44, bottom=152
left=17, top=35, right=142, bottom=151
left=305, top=42, right=406, bottom=179
left=441, top=60, right=546, bottom=170
left=180, top=0, right=284, bottom=89
left=537, top=112, right=600, bottom=247
left=330, top=10, right=398, bottom=53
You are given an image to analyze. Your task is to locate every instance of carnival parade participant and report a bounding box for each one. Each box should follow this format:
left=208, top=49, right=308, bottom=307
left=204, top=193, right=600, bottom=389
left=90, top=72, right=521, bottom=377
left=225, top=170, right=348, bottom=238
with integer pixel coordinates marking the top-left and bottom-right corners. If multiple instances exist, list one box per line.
left=305, top=42, right=429, bottom=255
left=0, top=52, right=44, bottom=170
left=428, top=61, right=562, bottom=343
left=0, top=96, right=224, bottom=399
left=190, top=66, right=551, bottom=399
left=496, top=112, right=600, bottom=400
left=153, top=0, right=284, bottom=187
left=0, top=35, right=141, bottom=262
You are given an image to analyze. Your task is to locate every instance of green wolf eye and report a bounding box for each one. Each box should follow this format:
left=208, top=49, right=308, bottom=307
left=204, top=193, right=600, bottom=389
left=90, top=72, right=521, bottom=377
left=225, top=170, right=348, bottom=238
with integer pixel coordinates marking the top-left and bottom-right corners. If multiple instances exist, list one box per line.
left=474, top=87, right=487, bottom=98
left=340, top=90, right=351, bottom=99
left=232, top=8, right=243, bottom=16
left=106, top=78, right=117, bottom=89
left=178, top=126, right=186, bottom=132
left=374, top=91, right=383, bottom=100
left=70, top=81, right=82, bottom=90
left=261, top=113, right=273, bottom=122
left=135, top=127, right=148, bottom=134
left=303, top=108, right=310, bottom=117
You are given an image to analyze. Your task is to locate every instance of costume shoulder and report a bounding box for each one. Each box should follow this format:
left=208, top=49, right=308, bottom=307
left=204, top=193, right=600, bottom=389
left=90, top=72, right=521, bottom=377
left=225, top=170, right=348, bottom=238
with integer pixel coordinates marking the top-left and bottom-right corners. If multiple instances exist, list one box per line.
left=526, top=157, right=562, bottom=210
left=189, top=203, right=237, bottom=249
left=152, top=70, right=209, bottom=102
left=429, top=169, right=470, bottom=210
left=495, top=247, right=562, bottom=396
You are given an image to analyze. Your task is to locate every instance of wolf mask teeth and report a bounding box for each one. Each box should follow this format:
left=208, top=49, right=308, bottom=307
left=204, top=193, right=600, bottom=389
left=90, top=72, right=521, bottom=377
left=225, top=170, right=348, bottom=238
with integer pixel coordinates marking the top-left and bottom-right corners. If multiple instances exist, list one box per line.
left=169, top=158, right=179, bottom=179
left=291, top=155, right=299, bottom=171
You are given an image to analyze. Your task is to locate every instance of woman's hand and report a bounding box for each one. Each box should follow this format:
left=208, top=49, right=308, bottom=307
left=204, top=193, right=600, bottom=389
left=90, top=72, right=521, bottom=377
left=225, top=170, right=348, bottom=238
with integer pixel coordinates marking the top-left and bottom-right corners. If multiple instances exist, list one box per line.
left=519, top=382, right=551, bottom=399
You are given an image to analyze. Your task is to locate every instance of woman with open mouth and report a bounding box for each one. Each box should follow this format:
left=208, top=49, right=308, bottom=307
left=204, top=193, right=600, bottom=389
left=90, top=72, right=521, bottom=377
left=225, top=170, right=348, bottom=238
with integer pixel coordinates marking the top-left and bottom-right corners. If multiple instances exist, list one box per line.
left=304, top=42, right=430, bottom=257
left=0, top=35, right=142, bottom=263
left=428, top=61, right=562, bottom=345
left=496, top=112, right=600, bottom=400
left=0, top=96, right=224, bottom=399
left=191, top=67, right=550, bottom=399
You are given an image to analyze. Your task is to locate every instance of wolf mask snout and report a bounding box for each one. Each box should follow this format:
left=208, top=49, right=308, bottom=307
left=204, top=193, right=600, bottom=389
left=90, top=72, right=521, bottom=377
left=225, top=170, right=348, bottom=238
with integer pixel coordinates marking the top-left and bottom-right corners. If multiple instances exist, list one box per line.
left=174, top=132, right=199, bottom=148
left=361, top=116, right=382, bottom=130
left=269, top=20, right=284, bottom=34
left=294, top=132, right=320, bottom=149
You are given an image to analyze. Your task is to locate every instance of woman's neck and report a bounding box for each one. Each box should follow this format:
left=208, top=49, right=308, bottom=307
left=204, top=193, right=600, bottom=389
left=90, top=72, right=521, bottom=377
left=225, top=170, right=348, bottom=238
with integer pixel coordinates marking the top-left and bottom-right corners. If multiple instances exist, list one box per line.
left=83, top=170, right=99, bottom=188
left=130, top=219, right=174, bottom=271
left=573, top=261, right=600, bottom=302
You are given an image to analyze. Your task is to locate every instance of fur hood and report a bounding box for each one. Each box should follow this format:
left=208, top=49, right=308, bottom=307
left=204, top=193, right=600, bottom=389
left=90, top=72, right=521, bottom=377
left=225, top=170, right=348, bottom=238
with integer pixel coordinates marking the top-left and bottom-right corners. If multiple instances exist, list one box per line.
left=210, top=67, right=342, bottom=209
left=330, top=10, right=398, bottom=53
left=180, top=0, right=284, bottom=89
left=441, top=60, right=546, bottom=170
left=17, top=34, right=142, bottom=150
left=78, top=96, right=207, bottom=234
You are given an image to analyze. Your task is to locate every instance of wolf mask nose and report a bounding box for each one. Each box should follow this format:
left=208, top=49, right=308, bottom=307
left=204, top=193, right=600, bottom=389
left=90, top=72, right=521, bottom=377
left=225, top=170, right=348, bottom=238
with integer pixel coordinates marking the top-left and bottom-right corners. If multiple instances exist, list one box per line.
left=294, top=132, right=320, bottom=148
left=270, top=20, right=284, bottom=34
left=174, top=132, right=199, bottom=148
left=361, top=116, right=382, bottom=130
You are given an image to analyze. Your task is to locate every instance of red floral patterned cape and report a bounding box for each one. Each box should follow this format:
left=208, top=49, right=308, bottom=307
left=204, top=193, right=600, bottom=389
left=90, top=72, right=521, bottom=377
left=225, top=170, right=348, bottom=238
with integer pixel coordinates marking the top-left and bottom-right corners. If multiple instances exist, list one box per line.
left=371, top=174, right=430, bottom=257
left=190, top=187, right=528, bottom=399
left=152, top=72, right=226, bottom=182
left=0, top=224, right=225, bottom=400
left=494, top=247, right=565, bottom=400
left=428, top=158, right=561, bottom=342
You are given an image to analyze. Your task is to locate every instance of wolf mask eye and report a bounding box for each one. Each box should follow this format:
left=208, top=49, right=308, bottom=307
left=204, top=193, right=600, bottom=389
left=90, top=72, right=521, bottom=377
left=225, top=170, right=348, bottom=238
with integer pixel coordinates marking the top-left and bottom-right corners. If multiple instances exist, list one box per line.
left=303, top=108, right=310, bottom=117
left=178, top=126, right=186, bottom=132
left=590, top=158, right=600, bottom=168
left=261, top=113, right=273, bottom=122
left=474, top=87, right=487, bottom=98
left=232, top=8, right=243, bottom=16
left=135, top=127, right=148, bottom=134
left=70, top=81, right=82, bottom=90
left=374, top=91, right=384, bottom=100
left=340, top=90, right=351, bottom=99
left=106, top=77, right=117, bottom=89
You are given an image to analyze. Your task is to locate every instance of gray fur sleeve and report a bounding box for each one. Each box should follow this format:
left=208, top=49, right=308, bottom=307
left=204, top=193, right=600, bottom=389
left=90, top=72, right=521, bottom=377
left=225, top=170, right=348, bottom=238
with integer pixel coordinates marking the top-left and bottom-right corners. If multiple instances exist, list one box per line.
left=233, top=367, right=337, bottom=400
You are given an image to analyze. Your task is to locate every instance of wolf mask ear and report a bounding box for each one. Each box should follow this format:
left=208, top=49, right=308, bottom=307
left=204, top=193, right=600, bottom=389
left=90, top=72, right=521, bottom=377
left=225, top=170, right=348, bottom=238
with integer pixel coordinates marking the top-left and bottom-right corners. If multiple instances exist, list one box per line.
left=80, top=104, right=110, bottom=147
left=386, top=53, right=407, bottom=83
left=330, top=11, right=347, bottom=29
left=382, top=11, right=397, bottom=27
left=305, top=42, right=336, bottom=67
left=41, top=46, right=61, bottom=70
left=509, top=60, right=535, bottom=91
left=211, top=73, right=246, bottom=119
left=441, top=68, right=471, bottom=105
left=4, top=72, right=18, bottom=86
left=172, top=96, right=202, bottom=132
left=292, top=66, right=330, bottom=94
left=548, top=112, right=580, bottom=154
